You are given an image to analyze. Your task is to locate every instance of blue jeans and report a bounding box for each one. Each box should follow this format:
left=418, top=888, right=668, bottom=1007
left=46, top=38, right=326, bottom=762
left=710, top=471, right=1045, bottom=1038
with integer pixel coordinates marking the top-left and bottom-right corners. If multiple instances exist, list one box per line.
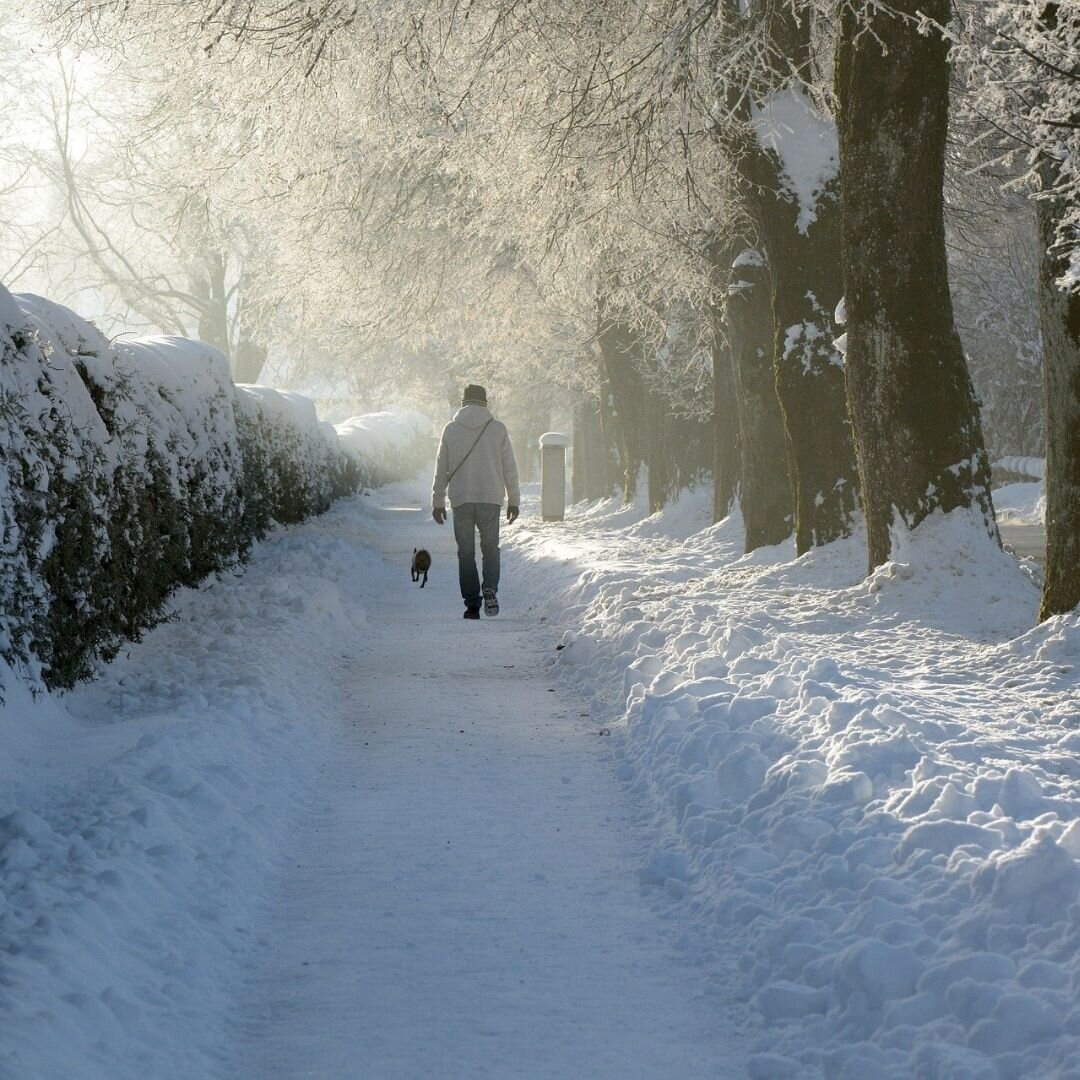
left=452, top=503, right=500, bottom=609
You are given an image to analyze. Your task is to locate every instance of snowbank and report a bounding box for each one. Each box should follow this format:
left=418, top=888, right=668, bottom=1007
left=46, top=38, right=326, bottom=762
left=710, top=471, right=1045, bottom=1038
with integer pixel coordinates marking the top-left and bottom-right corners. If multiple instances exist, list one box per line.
left=994, top=480, right=1045, bottom=525
left=0, top=497, right=382, bottom=1078
left=0, top=288, right=355, bottom=691
left=512, top=497, right=1080, bottom=1078
left=335, top=410, right=433, bottom=488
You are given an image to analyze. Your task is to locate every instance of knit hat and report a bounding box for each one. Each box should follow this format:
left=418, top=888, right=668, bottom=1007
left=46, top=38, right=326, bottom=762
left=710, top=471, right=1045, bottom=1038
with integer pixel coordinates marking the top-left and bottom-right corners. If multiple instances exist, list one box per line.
left=462, top=383, right=487, bottom=406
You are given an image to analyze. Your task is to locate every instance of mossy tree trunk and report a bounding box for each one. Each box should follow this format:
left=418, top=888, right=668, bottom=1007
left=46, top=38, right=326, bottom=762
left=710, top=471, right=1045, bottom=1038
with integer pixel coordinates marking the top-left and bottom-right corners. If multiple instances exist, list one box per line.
left=1036, top=159, right=1080, bottom=619
left=724, top=251, right=794, bottom=551
left=746, top=151, right=859, bottom=552
left=836, top=0, right=996, bottom=570
left=718, top=2, right=859, bottom=554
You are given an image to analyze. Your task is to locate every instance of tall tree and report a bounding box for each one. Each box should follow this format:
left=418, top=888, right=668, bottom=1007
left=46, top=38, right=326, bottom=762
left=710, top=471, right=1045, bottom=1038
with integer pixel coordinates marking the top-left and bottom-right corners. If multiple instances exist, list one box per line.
left=836, top=0, right=997, bottom=570
left=730, top=1, right=860, bottom=552
left=710, top=316, right=740, bottom=523
left=964, top=0, right=1080, bottom=615
left=596, top=295, right=649, bottom=504
left=1036, top=157, right=1080, bottom=617
left=724, top=248, right=793, bottom=550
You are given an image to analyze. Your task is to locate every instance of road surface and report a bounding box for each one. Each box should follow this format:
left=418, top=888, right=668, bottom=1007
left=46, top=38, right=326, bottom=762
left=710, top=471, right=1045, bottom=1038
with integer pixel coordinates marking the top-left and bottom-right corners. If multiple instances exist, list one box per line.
left=1000, top=523, right=1046, bottom=566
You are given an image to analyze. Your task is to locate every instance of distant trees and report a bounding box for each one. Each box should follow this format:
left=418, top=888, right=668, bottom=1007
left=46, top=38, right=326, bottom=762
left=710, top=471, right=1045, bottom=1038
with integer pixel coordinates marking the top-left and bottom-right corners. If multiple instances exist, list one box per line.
left=0, top=43, right=271, bottom=382
left=947, top=196, right=1043, bottom=460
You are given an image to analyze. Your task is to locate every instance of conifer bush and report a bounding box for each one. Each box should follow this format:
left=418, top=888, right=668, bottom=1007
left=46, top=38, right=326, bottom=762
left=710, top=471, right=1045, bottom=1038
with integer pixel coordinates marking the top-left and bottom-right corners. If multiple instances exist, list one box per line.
left=0, top=288, right=367, bottom=693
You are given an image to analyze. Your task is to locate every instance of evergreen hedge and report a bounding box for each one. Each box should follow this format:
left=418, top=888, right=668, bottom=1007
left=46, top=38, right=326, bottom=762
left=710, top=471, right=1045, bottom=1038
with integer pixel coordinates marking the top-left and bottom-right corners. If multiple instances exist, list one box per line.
left=0, top=289, right=366, bottom=692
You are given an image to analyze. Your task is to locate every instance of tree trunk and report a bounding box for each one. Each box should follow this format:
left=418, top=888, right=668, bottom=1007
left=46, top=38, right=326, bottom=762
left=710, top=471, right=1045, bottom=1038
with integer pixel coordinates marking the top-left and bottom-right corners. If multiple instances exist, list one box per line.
left=572, top=399, right=593, bottom=505
left=195, top=251, right=230, bottom=356
left=716, top=2, right=859, bottom=553
left=645, top=387, right=671, bottom=514
left=725, top=250, right=794, bottom=550
left=576, top=393, right=613, bottom=502
left=232, top=338, right=265, bottom=384
left=572, top=402, right=585, bottom=505
left=740, top=88, right=859, bottom=553
left=836, top=0, right=997, bottom=570
left=594, top=384, right=618, bottom=500
left=597, top=300, right=648, bottom=503
left=710, top=294, right=740, bottom=522
left=512, top=431, right=531, bottom=483
left=750, top=154, right=858, bottom=551
left=232, top=291, right=266, bottom=383
left=1036, top=161, right=1080, bottom=619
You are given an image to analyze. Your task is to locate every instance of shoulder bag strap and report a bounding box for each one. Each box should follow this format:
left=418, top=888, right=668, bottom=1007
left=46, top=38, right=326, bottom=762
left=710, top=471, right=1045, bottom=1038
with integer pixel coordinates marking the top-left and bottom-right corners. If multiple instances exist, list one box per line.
left=447, top=418, right=495, bottom=484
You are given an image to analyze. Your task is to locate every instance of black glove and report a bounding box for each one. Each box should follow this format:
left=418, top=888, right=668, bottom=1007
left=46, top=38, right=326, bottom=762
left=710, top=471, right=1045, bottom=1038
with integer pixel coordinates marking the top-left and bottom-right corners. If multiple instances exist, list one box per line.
left=432, top=506, right=446, bottom=525
left=506, top=505, right=519, bottom=524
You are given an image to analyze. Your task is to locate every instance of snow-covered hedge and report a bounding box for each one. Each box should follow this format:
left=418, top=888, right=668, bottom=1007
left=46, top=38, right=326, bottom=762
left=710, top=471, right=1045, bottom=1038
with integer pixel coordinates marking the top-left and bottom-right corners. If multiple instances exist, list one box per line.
left=335, top=410, right=433, bottom=489
left=993, top=455, right=1045, bottom=482
left=0, top=289, right=359, bottom=691
left=234, top=386, right=359, bottom=533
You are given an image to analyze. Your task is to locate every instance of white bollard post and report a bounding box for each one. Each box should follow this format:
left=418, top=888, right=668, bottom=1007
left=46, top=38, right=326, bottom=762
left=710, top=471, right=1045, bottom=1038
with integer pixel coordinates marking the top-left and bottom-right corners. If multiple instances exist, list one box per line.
left=539, top=432, right=570, bottom=521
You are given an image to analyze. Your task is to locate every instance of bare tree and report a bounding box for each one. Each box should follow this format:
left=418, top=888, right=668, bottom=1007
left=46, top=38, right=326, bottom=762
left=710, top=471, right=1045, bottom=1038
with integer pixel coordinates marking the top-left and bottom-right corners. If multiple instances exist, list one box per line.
left=4, top=53, right=272, bottom=380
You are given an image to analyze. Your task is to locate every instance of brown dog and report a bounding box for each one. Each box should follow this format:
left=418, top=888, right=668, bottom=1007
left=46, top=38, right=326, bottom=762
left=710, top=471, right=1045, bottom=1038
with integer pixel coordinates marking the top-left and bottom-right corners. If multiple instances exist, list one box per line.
left=411, top=547, right=431, bottom=588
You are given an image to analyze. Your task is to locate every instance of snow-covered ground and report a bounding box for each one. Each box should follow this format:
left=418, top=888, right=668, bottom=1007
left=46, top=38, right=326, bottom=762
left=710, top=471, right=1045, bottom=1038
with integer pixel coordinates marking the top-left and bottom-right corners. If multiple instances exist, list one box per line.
left=0, top=479, right=747, bottom=1079
left=0, top=499, right=386, bottom=1076
left=224, top=485, right=742, bottom=1079
left=515, top=488, right=1080, bottom=1079
left=3, top=475, right=1079, bottom=1079
left=993, top=480, right=1045, bottom=526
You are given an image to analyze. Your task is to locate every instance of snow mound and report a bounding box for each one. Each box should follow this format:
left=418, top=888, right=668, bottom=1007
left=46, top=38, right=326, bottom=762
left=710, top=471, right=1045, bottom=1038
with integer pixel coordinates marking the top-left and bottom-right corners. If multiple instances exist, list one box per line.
left=511, top=489, right=1080, bottom=1077
left=993, top=480, right=1045, bottom=525
left=0, top=497, right=381, bottom=1077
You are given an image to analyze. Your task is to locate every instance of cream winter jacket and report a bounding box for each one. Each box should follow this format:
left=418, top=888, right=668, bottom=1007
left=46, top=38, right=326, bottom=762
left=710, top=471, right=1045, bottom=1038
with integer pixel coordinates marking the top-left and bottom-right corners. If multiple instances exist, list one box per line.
left=432, top=405, right=520, bottom=509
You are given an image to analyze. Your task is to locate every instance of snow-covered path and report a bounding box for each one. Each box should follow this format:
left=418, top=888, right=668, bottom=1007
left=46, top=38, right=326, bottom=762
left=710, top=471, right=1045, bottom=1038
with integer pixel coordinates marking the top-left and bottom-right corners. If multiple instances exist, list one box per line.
left=225, top=493, right=744, bottom=1079
left=8, top=475, right=1080, bottom=1079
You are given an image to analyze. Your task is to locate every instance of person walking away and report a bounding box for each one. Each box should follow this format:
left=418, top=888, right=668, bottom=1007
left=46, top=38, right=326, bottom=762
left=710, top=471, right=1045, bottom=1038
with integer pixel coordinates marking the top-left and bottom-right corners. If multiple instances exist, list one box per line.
left=431, top=384, right=520, bottom=619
